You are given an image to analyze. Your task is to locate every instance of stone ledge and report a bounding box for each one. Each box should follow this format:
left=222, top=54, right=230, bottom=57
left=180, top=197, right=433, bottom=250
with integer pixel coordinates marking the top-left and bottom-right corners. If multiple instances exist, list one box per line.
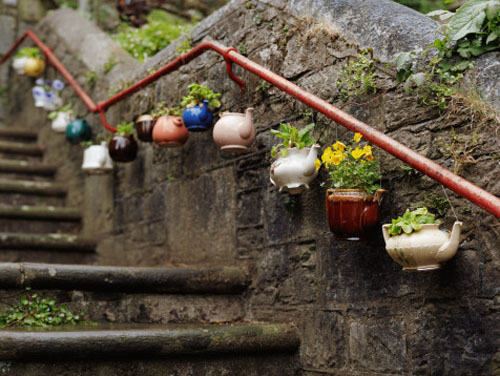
left=0, top=205, right=81, bottom=221
left=0, top=233, right=95, bottom=252
left=0, top=127, right=38, bottom=140
left=0, top=159, right=56, bottom=176
left=0, top=323, right=299, bottom=360
left=0, top=179, right=66, bottom=195
left=0, top=262, right=249, bottom=294
left=0, top=140, right=42, bottom=155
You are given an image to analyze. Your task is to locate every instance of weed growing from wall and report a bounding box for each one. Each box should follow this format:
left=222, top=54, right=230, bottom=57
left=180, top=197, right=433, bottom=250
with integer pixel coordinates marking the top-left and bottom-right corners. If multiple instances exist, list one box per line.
left=336, top=51, right=378, bottom=101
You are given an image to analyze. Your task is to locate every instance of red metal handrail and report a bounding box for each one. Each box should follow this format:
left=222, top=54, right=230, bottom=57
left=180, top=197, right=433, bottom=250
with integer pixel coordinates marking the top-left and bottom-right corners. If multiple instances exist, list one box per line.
left=1, top=30, right=499, bottom=218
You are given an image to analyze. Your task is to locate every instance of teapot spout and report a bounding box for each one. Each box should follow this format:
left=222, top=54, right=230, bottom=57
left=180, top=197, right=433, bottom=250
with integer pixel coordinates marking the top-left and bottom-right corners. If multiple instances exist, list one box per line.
left=436, top=221, right=462, bottom=263
left=302, top=144, right=320, bottom=177
left=238, top=107, right=254, bottom=139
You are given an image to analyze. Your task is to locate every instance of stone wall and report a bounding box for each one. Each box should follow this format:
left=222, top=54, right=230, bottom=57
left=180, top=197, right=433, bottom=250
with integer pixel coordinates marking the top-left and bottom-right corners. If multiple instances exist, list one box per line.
left=4, top=0, right=500, bottom=374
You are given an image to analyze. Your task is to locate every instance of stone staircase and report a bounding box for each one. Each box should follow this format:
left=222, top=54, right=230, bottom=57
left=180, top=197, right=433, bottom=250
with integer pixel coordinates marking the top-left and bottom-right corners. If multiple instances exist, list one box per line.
left=0, top=126, right=299, bottom=375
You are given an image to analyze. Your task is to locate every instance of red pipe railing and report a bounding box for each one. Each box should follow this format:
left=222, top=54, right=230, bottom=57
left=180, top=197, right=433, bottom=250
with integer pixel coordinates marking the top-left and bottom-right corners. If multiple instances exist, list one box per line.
left=1, top=30, right=499, bottom=218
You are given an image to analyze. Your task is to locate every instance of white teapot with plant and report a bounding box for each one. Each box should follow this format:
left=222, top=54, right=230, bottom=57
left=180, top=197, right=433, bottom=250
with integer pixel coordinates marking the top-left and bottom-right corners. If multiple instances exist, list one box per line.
left=382, top=207, right=462, bottom=271
left=269, top=123, right=320, bottom=195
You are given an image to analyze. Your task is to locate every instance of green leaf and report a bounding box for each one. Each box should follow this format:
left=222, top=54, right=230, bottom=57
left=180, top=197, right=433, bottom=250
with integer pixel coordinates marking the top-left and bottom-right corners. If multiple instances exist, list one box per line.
left=448, top=0, right=500, bottom=41
left=486, top=31, right=498, bottom=44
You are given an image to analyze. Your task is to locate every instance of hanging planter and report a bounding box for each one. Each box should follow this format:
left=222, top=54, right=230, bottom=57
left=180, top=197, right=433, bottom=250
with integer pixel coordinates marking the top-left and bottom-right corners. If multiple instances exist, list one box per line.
left=326, top=189, right=385, bottom=240
left=66, top=119, right=92, bottom=144
left=213, top=108, right=255, bottom=153
left=48, top=103, right=74, bottom=133
left=181, top=84, right=221, bottom=132
left=147, top=103, right=188, bottom=147
left=13, top=47, right=45, bottom=77
left=269, top=122, right=320, bottom=194
left=321, top=133, right=384, bottom=240
left=135, top=114, right=155, bottom=142
left=12, top=56, right=28, bottom=75
left=32, top=79, right=65, bottom=111
left=382, top=207, right=462, bottom=271
left=81, top=141, right=113, bottom=173
left=108, top=121, right=138, bottom=163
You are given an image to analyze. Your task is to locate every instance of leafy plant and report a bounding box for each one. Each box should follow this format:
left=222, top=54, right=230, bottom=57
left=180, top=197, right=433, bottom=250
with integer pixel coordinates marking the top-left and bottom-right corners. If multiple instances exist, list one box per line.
left=0, top=294, right=86, bottom=327
left=85, top=71, right=97, bottom=86
left=270, top=122, right=316, bottom=158
left=180, top=84, right=221, bottom=109
left=387, top=207, right=440, bottom=236
left=238, top=42, right=248, bottom=56
left=103, top=57, right=117, bottom=74
left=336, top=51, right=378, bottom=100
left=115, top=121, right=134, bottom=137
left=320, top=133, right=381, bottom=195
left=47, top=102, right=73, bottom=120
left=15, top=47, right=42, bottom=59
left=395, top=0, right=500, bottom=109
left=113, top=10, right=193, bottom=62
left=255, top=80, right=271, bottom=95
left=176, top=35, right=193, bottom=55
left=149, top=102, right=182, bottom=117
left=436, top=128, right=482, bottom=174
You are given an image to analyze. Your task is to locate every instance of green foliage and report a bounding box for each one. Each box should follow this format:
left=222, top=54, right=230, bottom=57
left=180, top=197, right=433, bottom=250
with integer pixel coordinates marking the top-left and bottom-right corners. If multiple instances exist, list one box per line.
left=393, top=0, right=445, bottom=14
left=47, top=102, right=73, bottom=120
left=176, top=36, right=193, bottom=55
left=421, top=192, right=451, bottom=216
left=180, top=84, right=221, bottom=109
left=113, top=10, right=194, bottom=62
left=436, top=128, right=482, bottom=174
left=321, top=134, right=381, bottom=195
left=80, top=140, right=93, bottom=149
left=0, top=294, right=86, bottom=327
left=149, top=102, right=182, bottom=117
left=270, top=123, right=316, bottom=158
left=115, top=121, right=134, bottom=136
left=238, top=42, right=248, bottom=56
left=395, top=0, right=500, bottom=109
left=103, top=57, right=117, bottom=74
left=336, top=51, right=378, bottom=100
left=255, top=80, right=271, bottom=95
left=15, top=47, right=42, bottom=59
left=85, top=71, right=97, bottom=86
left=54, top=0, right=77, bottom=8
left=387, top=207, right=440, bottom=236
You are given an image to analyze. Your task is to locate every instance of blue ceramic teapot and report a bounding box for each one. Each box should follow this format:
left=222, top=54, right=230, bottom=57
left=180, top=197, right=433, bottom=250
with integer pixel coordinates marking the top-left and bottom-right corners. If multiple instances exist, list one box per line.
left=182, top=100, right=213, bottom=132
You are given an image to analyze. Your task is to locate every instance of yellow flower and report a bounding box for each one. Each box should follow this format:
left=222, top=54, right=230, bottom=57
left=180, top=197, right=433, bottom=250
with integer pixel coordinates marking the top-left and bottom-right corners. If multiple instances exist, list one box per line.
left=333, top=141, right=346, bottom=152
left=351, top=147, right=364, bottom=159
left=314, top=159, right=321, bottom=170
left=362, top=145, right=372, bottom=153
left=353, top=132, right=363, bottom=143
left=331, top=151, right=346, bottom=165
left=364, top=149, right=374, bottom=161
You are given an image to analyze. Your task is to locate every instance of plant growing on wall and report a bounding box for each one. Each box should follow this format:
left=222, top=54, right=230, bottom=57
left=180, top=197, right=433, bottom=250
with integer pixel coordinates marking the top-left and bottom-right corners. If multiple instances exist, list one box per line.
left=0, top=293, right=87, bottom=327
left=113, top=10, right=194, bottom=62
left=336, top=51, right=378, bottom=100
left=394, top=0, right=500, bottom=109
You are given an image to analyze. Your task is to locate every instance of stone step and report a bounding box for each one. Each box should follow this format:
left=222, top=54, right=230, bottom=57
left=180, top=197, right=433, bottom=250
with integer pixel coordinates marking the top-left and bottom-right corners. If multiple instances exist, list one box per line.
left=0, top=127, right=38, bottom=142
left=0, top=205, right=81, bottom=233
left=0, top=159, right=56, bottom=181
left=0, top=233, right=95, bottom=252
left=0, top=262, right=249, bottom=324
left=0, top=324, right=299, bottom=375
left=0, top=179, right=66, bottom=206
left=0, top=140, right=43, bottom=156
left=0, top=234, right=95, bottom=264
left=0, top=262, right=248, bottom=294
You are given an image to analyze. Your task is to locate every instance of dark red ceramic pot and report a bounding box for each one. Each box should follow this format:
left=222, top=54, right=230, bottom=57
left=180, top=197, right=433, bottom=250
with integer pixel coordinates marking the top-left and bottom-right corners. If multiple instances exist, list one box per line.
left=325, top=189, right=386, bottom=241
left=108, top=134, right=138, bottom=163
left=135, top=114, right=156, bottom=142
